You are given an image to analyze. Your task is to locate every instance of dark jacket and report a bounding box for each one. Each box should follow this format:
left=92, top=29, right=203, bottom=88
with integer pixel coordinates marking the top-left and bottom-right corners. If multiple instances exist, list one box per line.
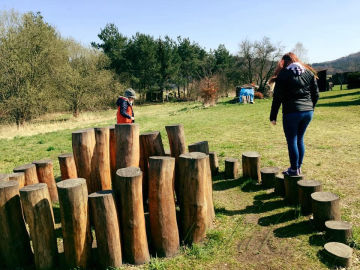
left=270, top=69, right=319, bottom=121
left=116, top=96, right=134, bottom=120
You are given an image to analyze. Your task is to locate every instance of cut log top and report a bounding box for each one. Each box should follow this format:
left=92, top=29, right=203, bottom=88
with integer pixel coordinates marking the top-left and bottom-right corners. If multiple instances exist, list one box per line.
left=149, top=156, right=175, bottom=161
left=140, top=131, right=160, bottom=136
left=276, top=174, right=284, bottom=179
left=115, top=123, right=139, bottom=127
left=297, top=180, right=321, bottom=187
left=88, top=190, right=113, bottom=198
left=94, top=127, right=109, bottom=132
left=33, top=159, right=53, bottom=166
left=58, top=153, right=73, bottom=159
left=165, top=124, right=183, bottom=128
left=13, top=163, right=36, bottom=171
left=260, top=167, right=279, bottom=174
left=179, top=152, right=207, bottom=160
left=0, top=173, right=9, bottom=181
left=284, top=174, right=303, bottom=181
left=72, top=128, right=94, bottom=134
left=311, top=191, right=339, bottom=202
left=242, top=151, right=260, bottom=158
left=324, top=242, right=353, bottom=259
left=20, top=183, right=47, bottom=192
left=0, top=180, right=18, bottom=189
left=9, top=172, right=24, bottom=179
left=325, top=220, right=352, bottom=230
left=225, top=157, right=238, bottom=162
left=116, top=167, right=142, bottom=178
left=56, top=178, right=86, bottom=189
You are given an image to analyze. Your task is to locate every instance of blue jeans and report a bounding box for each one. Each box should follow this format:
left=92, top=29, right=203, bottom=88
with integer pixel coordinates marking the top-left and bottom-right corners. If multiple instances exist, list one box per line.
left=282, top=111, right=313, bottom=170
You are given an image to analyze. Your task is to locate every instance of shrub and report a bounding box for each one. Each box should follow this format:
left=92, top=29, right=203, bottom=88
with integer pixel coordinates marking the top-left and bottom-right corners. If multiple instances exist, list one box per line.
left=254, top=91, right=264, bottom=99
left=199, top=76, right=220, bottom=106
left=347, top=72, right=360, bottom=89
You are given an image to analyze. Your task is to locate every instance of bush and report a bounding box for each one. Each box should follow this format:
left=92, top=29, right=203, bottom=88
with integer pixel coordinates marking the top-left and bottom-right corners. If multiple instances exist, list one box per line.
left=347, top=72, right=360, bottom=89
left=254, top=91, right=264, bottom=99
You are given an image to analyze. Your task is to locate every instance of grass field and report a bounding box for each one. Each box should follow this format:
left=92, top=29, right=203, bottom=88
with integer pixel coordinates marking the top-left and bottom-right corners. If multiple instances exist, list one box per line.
left=1, top=89, right=360, bottom=269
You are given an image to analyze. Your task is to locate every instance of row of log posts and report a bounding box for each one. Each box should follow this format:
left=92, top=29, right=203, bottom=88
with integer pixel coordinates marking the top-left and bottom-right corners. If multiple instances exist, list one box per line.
left=13, top=163, right=39, bottom=186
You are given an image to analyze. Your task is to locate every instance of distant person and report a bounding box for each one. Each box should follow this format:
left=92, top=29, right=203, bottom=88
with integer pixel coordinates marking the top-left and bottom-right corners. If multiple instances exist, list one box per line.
left=116, top=88, right=136, bottom=124
left=269, top=52, right=319, bottom=176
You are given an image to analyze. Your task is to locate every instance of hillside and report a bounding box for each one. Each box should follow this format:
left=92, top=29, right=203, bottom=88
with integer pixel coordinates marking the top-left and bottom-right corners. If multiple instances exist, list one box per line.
left=313, top=51, right=360, bottom=74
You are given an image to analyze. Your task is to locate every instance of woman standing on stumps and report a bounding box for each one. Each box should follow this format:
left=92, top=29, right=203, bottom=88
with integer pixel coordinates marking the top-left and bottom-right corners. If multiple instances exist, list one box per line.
left=269, top=52, right=319, bottom=176
left=117, top=88, right=136, bottom=124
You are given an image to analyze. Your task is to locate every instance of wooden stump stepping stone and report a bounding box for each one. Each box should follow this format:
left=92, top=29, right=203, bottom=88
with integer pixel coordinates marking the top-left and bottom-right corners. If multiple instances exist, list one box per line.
left=58, top=153, right=78, bottom=181
left=109, top=126, right=116, bottom=182
left=274, top=174, right=285, bottom=197
left=225, top=157, right=239, bottom=179
left=297, top=180, right=322, bottom=215
left=33, top=159, right=58, bottom=202
left=8, top=172, right=25, bottom=188
left=0, top=173, right=8, bottom=182
left=260, top=167, right=279, bottom=188
left=284, top=174, right=303, bottom=205
left=188, top=141, right=209, bottom=154
left=242, top=151, right=261, bottom=182
left=209, top=152, right=219, bottom=176
left=311, top=191, right=340, bottom=230
left=324, top=242, right=352, bottom=268
left=325, top=220, right=353, bottom=244
left=13, top=163, right=39, bottom=186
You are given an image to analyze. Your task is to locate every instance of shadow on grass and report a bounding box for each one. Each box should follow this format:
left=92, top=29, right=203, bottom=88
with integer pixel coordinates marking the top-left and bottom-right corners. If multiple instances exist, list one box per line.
left=253, top=192, right=278, bottom=201
left=212, top=178, right=241, bottom=191
left=309, top=233, right=326, bottom=247
left=258, top=209, right=301, bottom=227
left=273, top=220, right=315, bottom=238
left=53, top=205, right=61, bottom=224
left=215, top=207, right=243, bottom=216
left=239, top=178, right=263, bottom=192
left=320, top=90, right=360, bottom=100
left=317, top=98, right=360, bottom=107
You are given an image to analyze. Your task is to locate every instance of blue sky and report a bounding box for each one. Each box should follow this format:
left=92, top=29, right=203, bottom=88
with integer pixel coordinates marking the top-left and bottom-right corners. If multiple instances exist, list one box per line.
left=1, top=0, right=359, bottom=63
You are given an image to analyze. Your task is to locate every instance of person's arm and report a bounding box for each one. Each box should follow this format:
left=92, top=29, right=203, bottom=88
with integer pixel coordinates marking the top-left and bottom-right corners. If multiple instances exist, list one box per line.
left=118, top=98, right=132, bottom=119
left=310, top=75, right=319, bottom=107
left=269, top=79, right=282, bottom=122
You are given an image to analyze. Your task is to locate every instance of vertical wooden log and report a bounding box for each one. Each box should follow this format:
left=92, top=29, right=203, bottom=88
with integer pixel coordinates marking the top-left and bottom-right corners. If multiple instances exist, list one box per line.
left=242, top=151, right=261, bottom=182
left=33, top=159, right=58, bottom=202
left=0, top=181, right=33, bottom=268
left=93, top=127, right=112, bottom=191
left=148, top=157, right=179, bottom=257
left=284, top=174, right=303, bottom=205
left=297, top=180, right=322, bottom=215
left=8, top=172, right=25, bottom=188
left=311, top=191, right=341, bottom=230
left=188, top=141, right=209, bottom=154
left=89, top=190, right=122, bottom=268
left=20, top=183, right=57, bottom=270
left=204, top=154, right=215, bottom=227
left=209, top=152, right=219, bottom=176
left=72, top=129, right=96, bottom=193
left=58, top=153, right=78, bottom=180
left=140, top=131, right=165, bottom=204
left=57, top=178, right=92, bottom=268
left=325, top=221, right=353, bottom=244
left=109, top=126, right=116, bottom=183
left=13, top=163, right=39, bottom=186
left=324, top=242, right=352, bottom=268
left=113, top=167, right=150, bottom=265
left=225, top=158, right=239, bottom=179
left=115, top=124, right=140, bottom=169
left=260, top=167, right=279, bottom=188
left=274, top=174, right=285, bottom=197
left=0, top=173, right=8, bottom=181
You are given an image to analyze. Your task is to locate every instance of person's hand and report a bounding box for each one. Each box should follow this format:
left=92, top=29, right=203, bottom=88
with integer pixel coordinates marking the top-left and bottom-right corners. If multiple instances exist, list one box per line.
left=271, top=120, right=276, bottom=125
left=131, top=117, right=135, bottom=121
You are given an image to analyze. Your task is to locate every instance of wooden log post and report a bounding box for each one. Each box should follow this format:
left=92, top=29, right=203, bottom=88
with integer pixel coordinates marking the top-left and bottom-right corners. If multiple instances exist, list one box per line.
left=297, top=180, right=322, bottom=215
left=311, top=191, right=341, bottom=230
left=8, top=172, right=25, bottom=188
left=260, top=167, right=280, bottom=188
left=148, top=156, right=180, bottom=257
left=225, top=157, right=239, bottom=179
left=115, top=124, right=140, bottom=169
left=58, top=153, right=78, bottom=180
left=324, top=242, right=352, bottom=268
left=109, top=126, right=116, bottom=183
left=72, top=129, right=96, bottom=193
left=284, top=174, right=303, bottom=205
left=89, top=190, right=122, bottom=268
left=13, top=163, right=39, bottom=186
left=188, top=141, right=209, bottom=154
left=242, top=151, right=261, bottom=182
left=140, top=131, right=165, bottom=204
left=93, top=127, right=112, bottom=191
left=113, top=167, right=150, bottom=265
left=20, top=183, right=57, bottom=270
left=209, top=152, right=219, bottom=176
left=0, top=173, right=8, bottom=181
left=0, top=181, right=33, bottom=268
left=57, top=178, right=92, bottom=268
left=274, top=174, right=285, bottom=197
left=33, top=159, right=58, bottom=202
left=165, top=124, right=186, bottom=199
left=164, top=149, right=171, bottom=157
left=325, top=220, right=353, bottom=244
left=178, top=152, right=213, bottom=244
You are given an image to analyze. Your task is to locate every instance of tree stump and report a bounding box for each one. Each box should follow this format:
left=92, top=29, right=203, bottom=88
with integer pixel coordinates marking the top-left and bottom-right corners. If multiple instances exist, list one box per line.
left=20, top=183, right=57, bottom=270
left=260, top=167, right=279, bottom=188
left=93, top=127, right=112, bottom=191
left=242, top=151, right=261, bottom=182
left=8, top=172, right=25, bottom=188
left=297, top=180, right=322, bottom=215
left=209, top=152, right=219, bottom=176
left=113, top=167, right=150, bottom=265
left=0, top=173, right=8, bottom=181
left=13, top=163, right=39, bottom=186
left=148, top=156, right=179, bottom=257
left=311, top=191, right=341, bottom=230
left=274, top=174, right=285, bottom=197
left=33, top=159, right=58, bottom=202
left=188, top=141, right=209, bottom=154
left=178, top=152, right=213, bottom=243
left=89, top=190, right=122, bottom=268
left=115, top=124, right=140, bottom=169
left=0, top=181, right=33, bottom=268
left=284, top=174, right=303, bottom=205
left=72, top=129, right=96, bottom=193
left=57, top=178, right=92, bottom=268
left=109, top=126, right=116, bottom=183
left=58, top=153, right=78, bottom=180
left=225, top=157, right=239, bottom=179
left=325, top=220, right=353, bottom=244
left=324, top=242, right=352, bottom=268
left=140, top=131, right=165, bottom=205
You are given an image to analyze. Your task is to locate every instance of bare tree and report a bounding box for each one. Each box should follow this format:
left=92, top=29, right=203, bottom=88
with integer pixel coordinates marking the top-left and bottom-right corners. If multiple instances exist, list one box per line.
left=292, top=42, right=309, bottom=63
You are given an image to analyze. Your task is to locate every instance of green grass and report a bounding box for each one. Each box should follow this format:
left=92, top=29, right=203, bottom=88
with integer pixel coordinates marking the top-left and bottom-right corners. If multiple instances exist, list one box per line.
left=1, top=89, right=359, bottom=269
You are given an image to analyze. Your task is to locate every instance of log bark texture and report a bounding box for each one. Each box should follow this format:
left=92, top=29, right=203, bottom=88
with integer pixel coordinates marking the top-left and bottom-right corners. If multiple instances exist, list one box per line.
left=113, top=167, right=150, bottom=265
left=148, top=156, right=179, bottom=257
left=260, top=167, right=279, bottom=188
left=0, top=181, right=33, bottom=268
left=242, top=151, right=261, bottom=182
left=13, top=163, right=39, bottom=186
left=115, top=124, right=140, bottom=169
left=0, top=173, right=8, bottom=181
left=274, top=174, right=285, bottom=197
left=209, top=152, right=219, bottom=176
left=109, top=126, right=116, bottom=183
left=8, top=172, right=25, bottom=188
left=188, top=141, right=209, bottom=154
left=225, top=157, right=239, bottom=179
left=324, top=242, right=352, bottom=268
left=284, top=174, right=303, bottom=205
left=311, top=191, right=341, bottom=230
left=58, top=153, right=78, bottom=180
left=89, top=190, right=122, bottom=268
left=20, top=183, right=57, bottom=270
left=33, top=159, right=58, bottom=202
left=57, top=178, right=92, bottom=268
left=325, top=220, right=353, bottom=244
left=297, top=180, right=322, bottom=215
